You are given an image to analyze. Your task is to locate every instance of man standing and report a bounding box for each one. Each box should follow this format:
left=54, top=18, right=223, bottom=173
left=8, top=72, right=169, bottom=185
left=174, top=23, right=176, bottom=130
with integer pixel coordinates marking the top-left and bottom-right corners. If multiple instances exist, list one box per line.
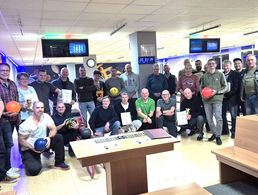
left=52, top=67, right=76, bottom=115
left=240, top=54, right=258, bottom=115
left=30, top=69, right=60, bottom=115
left=156, top=90, right=177, bottom=137
left=135, top=88, right=156, bottom=131
left=0, top=63, right=20, bottom=179
left=89, top=96, right=121, bottom=137
left=93, top=70, right=106, bottom=106
left=200, top=59, right=227, bottom=145
left=221, top=60, right=239, bottom=138
left=74, top=66, right=96, bottom=125
left=120, top=64, right=139, bottom=102
left=0, top=97, right=17, bottom=183
left=105, top=67, right=125, bottom=105
left=18, top=101, right=70, bottom=176
left=146, top=64, right=168, bottom=103
left=193, top=60, right=205, bottom=80
left=163, top=64, right=177, bottom=95
left=177, top=63, right=200, bottom=100
left=233, top=58, right=246, bottom=115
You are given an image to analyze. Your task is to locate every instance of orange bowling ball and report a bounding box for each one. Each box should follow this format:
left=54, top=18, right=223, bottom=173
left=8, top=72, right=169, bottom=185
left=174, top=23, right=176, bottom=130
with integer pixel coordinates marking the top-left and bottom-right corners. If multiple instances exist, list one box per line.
left=5, top=101, right=21, bottom=113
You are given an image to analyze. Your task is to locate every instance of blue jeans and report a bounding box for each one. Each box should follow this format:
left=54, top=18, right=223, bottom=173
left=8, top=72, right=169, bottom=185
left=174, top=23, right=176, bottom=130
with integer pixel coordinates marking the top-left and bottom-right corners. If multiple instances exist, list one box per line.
left=79, top=101, right=95, bottom=125
left=0, top=122, right=13, bottom=180
left=156, top=116, right=178, bottom=137
left=95, top=121, right=121, bottom=136
left=222, top=99, right=237, bottom=134
left=204, top=102, right=223, bottom=137
left=245, top=95, right=258, bottom=115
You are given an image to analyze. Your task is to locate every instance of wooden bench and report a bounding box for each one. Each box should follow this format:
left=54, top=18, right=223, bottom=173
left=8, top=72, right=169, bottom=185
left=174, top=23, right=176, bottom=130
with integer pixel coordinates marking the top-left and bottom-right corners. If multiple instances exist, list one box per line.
left=140, top=183, right=211, bottom=195
left=212, top=115, right=258, bottom=184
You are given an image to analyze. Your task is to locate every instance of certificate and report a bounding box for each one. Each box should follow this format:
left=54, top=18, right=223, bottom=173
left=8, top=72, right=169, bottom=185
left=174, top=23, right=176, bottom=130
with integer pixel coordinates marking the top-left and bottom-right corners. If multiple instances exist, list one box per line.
left=121, top=112, right=132, bottom=126
left=61, top=89, right=72, bottom=104
left=176, top=111, right=188, bottom=126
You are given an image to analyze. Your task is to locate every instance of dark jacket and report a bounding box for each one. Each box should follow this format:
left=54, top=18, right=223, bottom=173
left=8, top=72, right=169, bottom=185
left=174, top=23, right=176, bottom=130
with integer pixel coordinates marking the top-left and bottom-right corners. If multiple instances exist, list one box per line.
left=164, top=73, right=177, bottom=95
left=74, top=77, right=96, bottom=102
left=223, top=70, right=239, bottom=105
left=180, top=95, right=205, bottom=118
left=146, top=73, right=168, bottom=99
left=51, top=78, right=76, bottom=106
left=114, top=102, right=138, bottom=124
left=89, top=106, right=119, bottom=132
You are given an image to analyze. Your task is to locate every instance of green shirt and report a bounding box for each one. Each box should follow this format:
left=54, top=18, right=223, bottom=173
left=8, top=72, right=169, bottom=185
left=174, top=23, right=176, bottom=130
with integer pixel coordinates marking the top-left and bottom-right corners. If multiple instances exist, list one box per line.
left=135, top=97, right=155, bottom=121
left=244, top=68, right=256, bottom=96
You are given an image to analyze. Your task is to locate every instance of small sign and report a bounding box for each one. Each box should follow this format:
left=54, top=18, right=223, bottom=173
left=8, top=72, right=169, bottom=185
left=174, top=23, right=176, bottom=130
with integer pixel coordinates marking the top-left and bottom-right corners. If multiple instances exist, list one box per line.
left=138, top=56, right=156, bottom=64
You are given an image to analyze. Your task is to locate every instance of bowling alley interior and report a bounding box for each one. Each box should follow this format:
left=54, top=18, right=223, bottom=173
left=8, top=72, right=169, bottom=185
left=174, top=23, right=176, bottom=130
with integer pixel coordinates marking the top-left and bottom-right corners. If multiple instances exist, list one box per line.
left=1, top=0, right=258, bottom=195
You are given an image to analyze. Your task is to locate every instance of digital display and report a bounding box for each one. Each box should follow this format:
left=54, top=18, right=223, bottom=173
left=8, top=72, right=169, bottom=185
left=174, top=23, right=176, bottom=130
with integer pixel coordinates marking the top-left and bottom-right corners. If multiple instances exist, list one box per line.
left=207, top=40, right=220, bottom=52
left=69, top=42, right=87, bottom=55
left=190, top=39, right=203, bottom=52
left=138, top=56, right=156, bottom=64
left=42, top=39, right=89, bottom=58
left=189, top=38, right=220, bottom=53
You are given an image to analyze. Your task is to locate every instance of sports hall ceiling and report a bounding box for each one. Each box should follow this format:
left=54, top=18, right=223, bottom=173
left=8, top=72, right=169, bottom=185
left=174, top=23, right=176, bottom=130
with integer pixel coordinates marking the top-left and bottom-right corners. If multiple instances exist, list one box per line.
left=1, top=0, right=258, bottom=65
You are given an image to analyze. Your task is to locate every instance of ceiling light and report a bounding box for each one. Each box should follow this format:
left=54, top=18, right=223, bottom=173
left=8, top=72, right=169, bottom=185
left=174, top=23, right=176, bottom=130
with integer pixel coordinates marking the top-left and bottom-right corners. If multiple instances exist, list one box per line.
left=110, top=22, right=127, bottom=36
left=243, top=30, right=258, bottom=36
left=189, top=24, right=221, bottom=36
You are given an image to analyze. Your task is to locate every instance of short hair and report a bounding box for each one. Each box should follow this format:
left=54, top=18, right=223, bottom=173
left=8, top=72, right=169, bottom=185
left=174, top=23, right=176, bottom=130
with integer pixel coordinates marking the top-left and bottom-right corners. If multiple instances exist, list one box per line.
left=93, top=70, right=101, bottom=75
left=195, top=60, right=201, bottom=63
left=233, top=58, right=242, bottom=63
left=17, top=72, right=29, bottom=80
left=38, top=69, right=47, bottom=73
left=102, top=96, right=110, bottom=100
left=0, top=63, right=10, bottom=70
left=222, top=60, right=232, bottom=66
left=121, top=92, right=128, bottom=97
left=152, top=64, right=159, bottom=69
left=207, top=59, right=216, bottom=64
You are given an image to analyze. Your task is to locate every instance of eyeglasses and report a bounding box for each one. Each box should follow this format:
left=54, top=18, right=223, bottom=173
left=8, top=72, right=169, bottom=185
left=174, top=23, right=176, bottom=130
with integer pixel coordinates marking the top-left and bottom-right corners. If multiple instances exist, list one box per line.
left=162, top=94, right=170, bottom=96
left=0, top=69, right=10, bottom=72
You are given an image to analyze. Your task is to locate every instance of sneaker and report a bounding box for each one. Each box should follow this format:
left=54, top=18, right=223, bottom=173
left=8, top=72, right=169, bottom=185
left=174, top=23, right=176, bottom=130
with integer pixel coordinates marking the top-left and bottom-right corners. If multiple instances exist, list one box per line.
left=216, top=137, right=222, bottom=145
left=9, top=167, right=20, bottom=173
left=208, top=134, right=216, bottom=141
left=231, top=133, right=235, bottom=139
left=178, top=128, right=185, bottom=134
left=55, top=162, right=70, bottom=170
left=197, top=134, right=203, bottom=141
left=6, top=168, right=20, bottom=179
left=188, top=130, right=195, bottom=136
left=2, top=175, right=17, bottom=183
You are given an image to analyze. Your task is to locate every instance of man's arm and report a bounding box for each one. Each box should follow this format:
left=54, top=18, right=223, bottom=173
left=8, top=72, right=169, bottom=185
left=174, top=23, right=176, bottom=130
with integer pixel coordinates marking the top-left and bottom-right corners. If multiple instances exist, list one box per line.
left=18, top=133, right=39, bottom=152
left=0, top=99, right=4, bottom=118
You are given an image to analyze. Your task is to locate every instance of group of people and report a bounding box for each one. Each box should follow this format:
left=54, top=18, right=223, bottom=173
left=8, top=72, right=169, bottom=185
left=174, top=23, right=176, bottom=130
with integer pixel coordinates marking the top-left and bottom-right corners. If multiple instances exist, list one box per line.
left=1, top=53, right=258, bottom=183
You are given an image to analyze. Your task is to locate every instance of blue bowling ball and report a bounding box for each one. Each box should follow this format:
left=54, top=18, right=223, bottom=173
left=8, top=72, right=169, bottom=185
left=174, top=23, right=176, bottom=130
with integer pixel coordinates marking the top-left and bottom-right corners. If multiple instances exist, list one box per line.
left=34, top=138, right=47, bottom=152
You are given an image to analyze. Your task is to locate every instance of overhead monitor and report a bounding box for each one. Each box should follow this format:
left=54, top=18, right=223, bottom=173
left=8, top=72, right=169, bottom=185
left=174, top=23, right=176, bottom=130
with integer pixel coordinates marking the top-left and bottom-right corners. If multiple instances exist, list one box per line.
left=189, top=38, right=220, bottom=53
left=41, top=39, right=89, bottom=58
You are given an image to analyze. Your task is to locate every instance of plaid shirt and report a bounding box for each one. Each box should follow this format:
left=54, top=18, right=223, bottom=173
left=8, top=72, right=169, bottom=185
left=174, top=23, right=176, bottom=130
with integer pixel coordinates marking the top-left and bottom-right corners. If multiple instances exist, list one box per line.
left=0, top=78, right=20, bottom=124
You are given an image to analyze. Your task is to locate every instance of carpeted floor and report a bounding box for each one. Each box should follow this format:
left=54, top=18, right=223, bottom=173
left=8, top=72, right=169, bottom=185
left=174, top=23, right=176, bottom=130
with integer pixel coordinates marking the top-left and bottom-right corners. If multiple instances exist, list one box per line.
left=205, top=181, right=258, bottom=195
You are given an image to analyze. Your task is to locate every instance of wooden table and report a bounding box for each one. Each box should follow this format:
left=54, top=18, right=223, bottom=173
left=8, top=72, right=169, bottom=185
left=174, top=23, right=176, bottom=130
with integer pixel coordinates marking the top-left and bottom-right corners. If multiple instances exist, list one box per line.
left=71, top=131, right=179, bottom=195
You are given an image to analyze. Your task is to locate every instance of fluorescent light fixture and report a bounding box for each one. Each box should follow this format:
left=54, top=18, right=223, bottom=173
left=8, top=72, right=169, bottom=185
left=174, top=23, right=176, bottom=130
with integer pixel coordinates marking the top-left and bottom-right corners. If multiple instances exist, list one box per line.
left=189, top=24, right=221, bottom=36
left=110, top=22, right=127, bottom=36
left=243, top=30, right=258, bottom=36
left=12, top=33, right=39, bottom=41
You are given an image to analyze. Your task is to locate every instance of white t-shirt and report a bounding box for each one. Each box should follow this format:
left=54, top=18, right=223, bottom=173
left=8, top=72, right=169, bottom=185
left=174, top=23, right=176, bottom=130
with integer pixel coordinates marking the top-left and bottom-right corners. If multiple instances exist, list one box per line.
left=19, top=113, right=54, bottom=151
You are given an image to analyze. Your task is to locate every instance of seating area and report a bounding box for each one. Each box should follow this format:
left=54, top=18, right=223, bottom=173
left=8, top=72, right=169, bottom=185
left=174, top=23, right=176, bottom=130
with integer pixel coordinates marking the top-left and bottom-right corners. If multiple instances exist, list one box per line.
left=212, top=115, right=258, bottom=184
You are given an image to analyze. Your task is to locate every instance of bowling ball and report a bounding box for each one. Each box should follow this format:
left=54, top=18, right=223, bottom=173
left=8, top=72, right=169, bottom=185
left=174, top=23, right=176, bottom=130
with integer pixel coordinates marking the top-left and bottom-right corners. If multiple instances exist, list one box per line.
left=80, top=128, right=91, bottom=139
left=65, top=118, right=77, bottom=129
left=109, top=87, right=119, bottom=97
left=34, top=138, right=47, bottom=152
left=5, top=101, right=21, bottom=113
left=202, top=87, right=214, bottom=100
